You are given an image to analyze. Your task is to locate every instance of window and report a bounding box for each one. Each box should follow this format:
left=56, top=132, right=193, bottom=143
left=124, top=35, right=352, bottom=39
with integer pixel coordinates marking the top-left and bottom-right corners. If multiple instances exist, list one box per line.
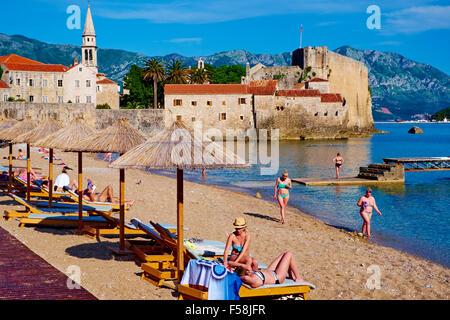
left=58, top=80, right=63, bottom=87
left=29, top=95, right=34, bottom=102
left=75, top=96, right=80, bottom=103
left=42, top=96, right=48, bottom=103
left=222, top=101, right=226, bottom=106
left=79, top=67, right=83, bottom=72
left=176, top=115, right=182, bottom=121
left=97, top=85, right=102, bottom=92
left=75, top=80, right=80, bottom=88
left=240, top=115, right=244, bottom=120
left=335, top=111, right=339, bottom=116
left=207, top=101, right=213, bottom=106
left=58, top=96, right=63, bottom=103
left=173, top=99, right=182, bottom=106
left=42, top=79, right=48, bottom=87
left=86, top=96, right=92, bottom=103
left=219, top=113, right=227, bottom=120
left=4, top=95, right=8, bottom=102
left=238, top=98, right=246, bottom=104
left=324, top=111, right=328, bottom=116
left=86, top=80, right=91, bottom=88
left=16, top=79, right=20, bottom=86
left=29, top=79, right=34, bottom=87
left=191, top=117, right=196, bottom=122
left=191, top=101, right=197, bottom=106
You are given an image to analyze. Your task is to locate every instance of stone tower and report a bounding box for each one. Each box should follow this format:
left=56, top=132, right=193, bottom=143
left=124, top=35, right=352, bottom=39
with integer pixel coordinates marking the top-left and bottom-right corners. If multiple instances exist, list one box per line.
left=82, top=5, right=98, bottom=69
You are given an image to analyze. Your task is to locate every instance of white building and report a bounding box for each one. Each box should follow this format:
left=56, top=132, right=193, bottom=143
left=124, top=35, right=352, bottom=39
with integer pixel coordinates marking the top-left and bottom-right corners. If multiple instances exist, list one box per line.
left=0, top=6, right=119, bottom=109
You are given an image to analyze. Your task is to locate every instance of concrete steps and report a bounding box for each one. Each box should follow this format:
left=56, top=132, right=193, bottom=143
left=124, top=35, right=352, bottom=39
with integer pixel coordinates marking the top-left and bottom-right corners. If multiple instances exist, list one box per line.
left=357, top=163, right=404, bottom=181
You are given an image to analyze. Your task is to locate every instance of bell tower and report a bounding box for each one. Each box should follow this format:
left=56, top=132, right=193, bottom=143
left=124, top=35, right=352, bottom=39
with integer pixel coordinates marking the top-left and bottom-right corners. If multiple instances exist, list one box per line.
left=81, top=5, right=98, bottom=69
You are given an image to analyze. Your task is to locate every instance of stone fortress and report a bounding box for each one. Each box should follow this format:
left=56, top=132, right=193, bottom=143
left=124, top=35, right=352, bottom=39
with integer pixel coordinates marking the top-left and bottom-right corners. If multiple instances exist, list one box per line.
left=166, top=44, right=375, bottom=139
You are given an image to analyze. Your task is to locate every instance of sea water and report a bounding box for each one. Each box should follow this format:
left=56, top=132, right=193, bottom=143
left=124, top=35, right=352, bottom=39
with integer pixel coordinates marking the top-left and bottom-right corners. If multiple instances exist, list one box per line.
left=101, top=123, right=450, bottom=267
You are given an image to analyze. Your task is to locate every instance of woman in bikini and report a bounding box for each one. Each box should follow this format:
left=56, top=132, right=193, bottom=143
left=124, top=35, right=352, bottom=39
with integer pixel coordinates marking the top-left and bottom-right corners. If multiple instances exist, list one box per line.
left=81, top=181, right=135, bottom=207
left=223, top=217, right=258, bottom=271
left=357, top=188, right=382, bottom=238
left=333, top=153, right=343, bottom=179
left=274, top=170, right=292, bottom=224
left=235, top=251, right=306, bottom=288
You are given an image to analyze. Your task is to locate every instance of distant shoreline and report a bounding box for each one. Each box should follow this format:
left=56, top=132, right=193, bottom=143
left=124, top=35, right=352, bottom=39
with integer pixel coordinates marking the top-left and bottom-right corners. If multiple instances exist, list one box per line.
left=374, top=121, right=450, bottom=124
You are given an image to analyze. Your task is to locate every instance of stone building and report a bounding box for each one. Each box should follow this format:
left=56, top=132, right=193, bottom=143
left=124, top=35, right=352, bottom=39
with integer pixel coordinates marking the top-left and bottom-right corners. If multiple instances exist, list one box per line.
left=0, top=6, right=119, bottom=109
left=242, top=46, right=374, bottom=134
left=164, top=78, right=352, bottom=139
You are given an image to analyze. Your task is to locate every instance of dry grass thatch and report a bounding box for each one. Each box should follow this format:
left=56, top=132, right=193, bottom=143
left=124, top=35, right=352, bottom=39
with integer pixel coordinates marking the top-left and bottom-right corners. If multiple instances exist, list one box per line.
left=33, top=118, right=97, bottom=151
left=110, top=120, right=251, bottom=170
left=0, top=118, right=38, bottom=141
left=74, top=118, right=147, bottom=154
left=0, top=120, right=18, bottom=132
left=12, top=119, right=64, bottom=144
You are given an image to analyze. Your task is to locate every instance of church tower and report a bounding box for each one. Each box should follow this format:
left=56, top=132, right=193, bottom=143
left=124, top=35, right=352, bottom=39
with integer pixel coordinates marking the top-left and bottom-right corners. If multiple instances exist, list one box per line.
left=82, top=5, right=98, bottom=69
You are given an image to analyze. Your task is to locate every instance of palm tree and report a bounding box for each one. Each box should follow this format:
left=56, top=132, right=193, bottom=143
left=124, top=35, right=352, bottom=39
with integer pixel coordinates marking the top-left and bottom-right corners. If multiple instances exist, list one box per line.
left=188, top=67, right=212, bottom=84
left=143, top=58, right=166, bottom=108
left=165, top=60, right=188, bottom=84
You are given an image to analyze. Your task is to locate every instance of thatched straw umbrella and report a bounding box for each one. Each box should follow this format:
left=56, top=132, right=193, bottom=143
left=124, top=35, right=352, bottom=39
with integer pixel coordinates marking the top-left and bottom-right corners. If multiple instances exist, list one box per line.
left=0, top=118, right=38, bottom=197
left=34, top=118, right=97, bottom=232
left=0, top=119, right=18, bottom=193
left=75, top=118, right=147, bottom=253
left=13, top=119, right=63, bottom=207
left=110, top=120, right=250, bottom=281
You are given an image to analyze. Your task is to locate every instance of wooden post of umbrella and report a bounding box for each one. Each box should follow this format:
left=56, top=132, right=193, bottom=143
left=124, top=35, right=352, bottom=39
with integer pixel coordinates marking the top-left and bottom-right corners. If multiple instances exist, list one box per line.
left=8, top=142, right=13, bottom=194
left=26, top=143, right=31, bottom=204
left=176, top=168, right=184, bottom=281
left=48, top=148, right=53, bottom=207
left=119, top=163, right=125, bottom=252
left=77, top=151, right=83, bottom=233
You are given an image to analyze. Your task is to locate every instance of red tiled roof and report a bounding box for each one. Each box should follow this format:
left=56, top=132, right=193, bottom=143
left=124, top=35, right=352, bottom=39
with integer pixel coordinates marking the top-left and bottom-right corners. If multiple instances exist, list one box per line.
left=0, top=54, right=44, bottom=65
left=320, top=93, right=343, bottom=103
left=293, top=83, right=306, bottom=89
left=0, top=80, right=9, bottom=89
left=97, top=78, right=117, bottom=85
left=165, top=84, right=249, bottom=95
left=277, top=89, right=321, bottom=97
left=97, top=73, right=106, bottom=77
left=248, top=80, right=277, bottom=95
left=308, top=77, right=328, bottom=82
left=2, top=62, right=68, bottom=73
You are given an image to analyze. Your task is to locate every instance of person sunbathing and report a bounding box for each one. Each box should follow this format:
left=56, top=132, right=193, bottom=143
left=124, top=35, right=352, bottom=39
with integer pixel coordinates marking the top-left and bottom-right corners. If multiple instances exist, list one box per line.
left=234, top=251, right=305, bottom=288
left=223, top=217, right=258, bottom=271
left=79, top=181, right=135, bottom=207
left=14, top=168, right=48, bottom=188
left=17, top=149, right=26, bottom=160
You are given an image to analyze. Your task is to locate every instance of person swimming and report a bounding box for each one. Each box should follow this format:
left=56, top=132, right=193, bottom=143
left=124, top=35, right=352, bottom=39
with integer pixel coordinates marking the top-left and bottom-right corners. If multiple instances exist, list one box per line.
left=274, top=170, right=292, bottom=224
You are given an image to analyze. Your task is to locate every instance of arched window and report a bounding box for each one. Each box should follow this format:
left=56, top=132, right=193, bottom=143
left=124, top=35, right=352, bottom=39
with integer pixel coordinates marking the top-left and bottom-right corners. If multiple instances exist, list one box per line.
left=84, top=49, right=88, bottom=62
left=89, top=50, right=93, bottom=61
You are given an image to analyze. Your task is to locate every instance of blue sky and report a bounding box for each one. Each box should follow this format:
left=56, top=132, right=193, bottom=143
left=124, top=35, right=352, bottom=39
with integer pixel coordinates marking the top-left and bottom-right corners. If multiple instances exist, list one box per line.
left=2, top=0, right=449, bottom=73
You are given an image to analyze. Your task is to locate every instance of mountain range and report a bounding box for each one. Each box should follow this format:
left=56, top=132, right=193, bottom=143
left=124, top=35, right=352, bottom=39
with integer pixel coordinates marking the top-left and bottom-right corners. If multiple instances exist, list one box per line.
left=0, top=33, right=448, bottom=120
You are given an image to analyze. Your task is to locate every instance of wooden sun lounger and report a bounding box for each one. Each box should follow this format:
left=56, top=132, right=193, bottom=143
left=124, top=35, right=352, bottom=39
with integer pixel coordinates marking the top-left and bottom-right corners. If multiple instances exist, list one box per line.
left=63, top=187, right=129, bottom=211
left=139, top=221, right=227, bottom=287
left=178, top=278, right=315, bottom=300
left=7, top=193, right=112, bottom=214
left=124, top=218, right=186, bottom=264
left=18, top=214, right=115, bottom=229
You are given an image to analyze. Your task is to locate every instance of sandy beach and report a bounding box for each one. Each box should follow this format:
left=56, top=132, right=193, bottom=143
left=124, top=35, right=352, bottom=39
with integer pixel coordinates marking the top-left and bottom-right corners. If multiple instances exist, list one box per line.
left=0, top=145, right=448, bottom=300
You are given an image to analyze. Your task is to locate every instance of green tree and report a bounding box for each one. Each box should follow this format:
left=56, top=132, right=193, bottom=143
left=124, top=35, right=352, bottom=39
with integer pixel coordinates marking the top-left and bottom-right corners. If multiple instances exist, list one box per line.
left=121, top=65, right=153, bottom=108
left=298, top=66, right=313, bottom=83
left=165, top=60, right=188, bottom=84
left=143, top=58, right=166, bottom=109
left=210, top=65, right=246, bottom=84
left=188, top=67, right=213, bottom=84
left=431, top=107, right=450, bottom=121
left=0, top=66, right=3, bottom=79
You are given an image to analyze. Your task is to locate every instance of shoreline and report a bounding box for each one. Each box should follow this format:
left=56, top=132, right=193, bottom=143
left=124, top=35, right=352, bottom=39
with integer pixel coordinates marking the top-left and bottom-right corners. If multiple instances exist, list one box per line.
left=0, top=146, right=448, bottom=299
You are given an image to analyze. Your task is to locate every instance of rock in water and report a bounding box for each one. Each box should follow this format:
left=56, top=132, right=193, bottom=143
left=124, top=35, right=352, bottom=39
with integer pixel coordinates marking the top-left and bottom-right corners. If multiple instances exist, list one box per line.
left=408, top=126, right=423, bottom=134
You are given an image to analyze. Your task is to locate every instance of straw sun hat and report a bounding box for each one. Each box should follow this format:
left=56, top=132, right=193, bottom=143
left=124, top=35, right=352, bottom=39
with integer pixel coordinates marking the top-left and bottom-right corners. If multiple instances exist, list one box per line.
left=233, top=217, right=247, bottom=229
